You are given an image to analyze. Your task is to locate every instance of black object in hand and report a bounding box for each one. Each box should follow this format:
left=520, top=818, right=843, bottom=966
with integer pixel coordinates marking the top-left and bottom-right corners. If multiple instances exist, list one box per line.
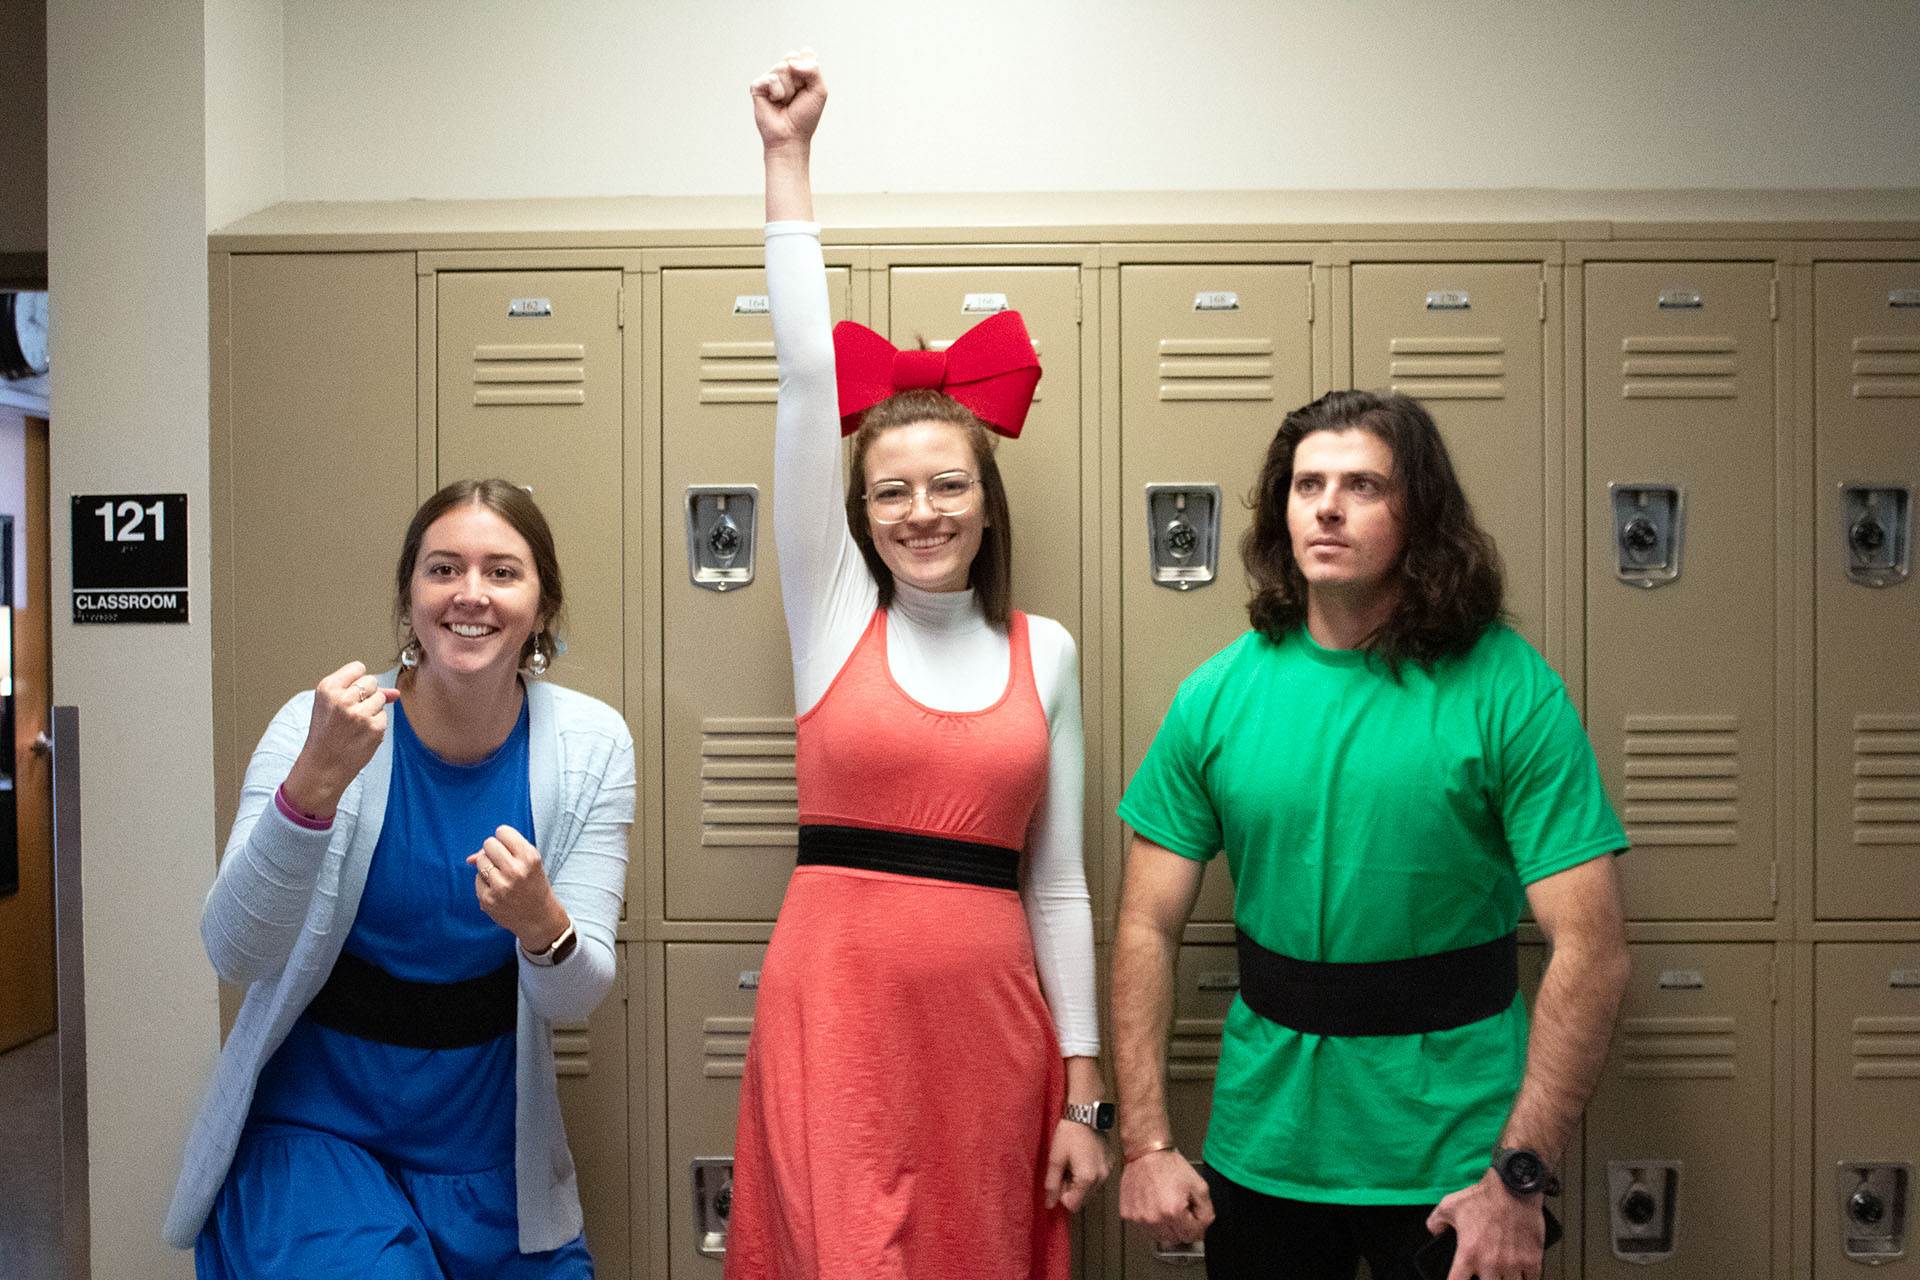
left=1400, top=1208, right=1562, bottom=1280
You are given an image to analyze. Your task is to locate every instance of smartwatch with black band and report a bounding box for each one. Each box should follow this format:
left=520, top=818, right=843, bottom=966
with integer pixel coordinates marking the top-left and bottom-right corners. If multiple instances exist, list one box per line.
left=1491, top=1146, right=1560, bottom=1197
left=1063, top=1101, right=1116, bottom=1132
left=522, top=921, right=578, bottom=967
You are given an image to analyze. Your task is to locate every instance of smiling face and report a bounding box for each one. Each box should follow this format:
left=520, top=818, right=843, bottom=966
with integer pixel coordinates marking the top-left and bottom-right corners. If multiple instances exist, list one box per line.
left=1287, top=428, right=1407, bottom=608
left=860, top=419, right=989, bottom=595
left=407, top=504, right=545, bottom=686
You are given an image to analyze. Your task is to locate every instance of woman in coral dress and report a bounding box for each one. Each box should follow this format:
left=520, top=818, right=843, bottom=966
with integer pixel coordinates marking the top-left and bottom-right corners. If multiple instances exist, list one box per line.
left=722, top=50, right=1108, bottom=1280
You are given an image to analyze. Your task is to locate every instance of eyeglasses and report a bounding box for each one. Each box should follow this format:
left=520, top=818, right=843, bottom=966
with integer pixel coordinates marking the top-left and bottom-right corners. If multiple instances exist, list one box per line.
left=864, top=472, right=980, bottom=524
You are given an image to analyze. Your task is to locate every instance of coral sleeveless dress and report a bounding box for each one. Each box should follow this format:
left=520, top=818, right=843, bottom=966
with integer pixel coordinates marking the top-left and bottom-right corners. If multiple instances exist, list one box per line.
left=724, top=608, right=1070, bottom=1280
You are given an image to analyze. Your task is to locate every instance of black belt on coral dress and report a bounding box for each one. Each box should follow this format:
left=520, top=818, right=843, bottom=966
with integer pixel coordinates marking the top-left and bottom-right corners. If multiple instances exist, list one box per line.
left=797, top=824, right=1020, bottom=891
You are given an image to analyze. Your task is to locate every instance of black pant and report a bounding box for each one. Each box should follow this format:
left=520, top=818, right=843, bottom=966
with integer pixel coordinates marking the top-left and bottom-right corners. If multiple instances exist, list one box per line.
left=1201, top=1165, right=1439, bottom=1280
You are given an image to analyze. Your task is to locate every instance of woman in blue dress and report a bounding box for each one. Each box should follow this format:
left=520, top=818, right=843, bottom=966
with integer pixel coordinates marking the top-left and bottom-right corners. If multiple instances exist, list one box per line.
left=165, top=479, right=634, bottom=1278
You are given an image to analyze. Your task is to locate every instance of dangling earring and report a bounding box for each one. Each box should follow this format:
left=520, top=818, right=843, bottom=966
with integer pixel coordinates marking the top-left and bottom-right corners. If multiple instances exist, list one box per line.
left=525, top=633, right=549, bottom=677
left=400, top=632, right=423, bottom=670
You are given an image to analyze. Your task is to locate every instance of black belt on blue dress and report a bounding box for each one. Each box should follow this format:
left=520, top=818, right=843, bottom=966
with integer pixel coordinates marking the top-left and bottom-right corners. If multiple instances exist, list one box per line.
left=797, top=824, right=1020, bottom=891
left=1234, top=927, right=1519, bottom=1037
left=302, top=949, right=518, bottom=1050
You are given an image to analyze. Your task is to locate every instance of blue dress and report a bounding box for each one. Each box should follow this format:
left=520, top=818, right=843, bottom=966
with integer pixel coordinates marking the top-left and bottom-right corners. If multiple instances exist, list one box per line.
left=196, top=699, right=593, bottom=1279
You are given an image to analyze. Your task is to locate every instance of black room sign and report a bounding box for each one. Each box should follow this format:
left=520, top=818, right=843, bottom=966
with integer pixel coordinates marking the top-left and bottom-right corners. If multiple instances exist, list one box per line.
left=70, top=493, right=189, bottom=623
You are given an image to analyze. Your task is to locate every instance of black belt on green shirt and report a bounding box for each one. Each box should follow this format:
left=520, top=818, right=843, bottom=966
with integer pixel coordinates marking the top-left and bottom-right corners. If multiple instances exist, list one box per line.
left=1234, top=927, right=1519, bottom=1037
left=303, top=949, right=518, bottom=1049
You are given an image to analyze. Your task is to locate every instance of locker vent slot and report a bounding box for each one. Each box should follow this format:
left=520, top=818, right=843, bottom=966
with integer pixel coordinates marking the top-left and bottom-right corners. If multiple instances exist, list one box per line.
left=469, top=342, right=589, bottom=407
left=932, top=335, right=1046, bottom=403
left=1168, top=1015, right=1225, bottom=1082
left=700, top=717, right=798, bottom=847
left=1620, top=715, right=1740, bottom=846
left=1155, top=337, right=1276, bottom=402
left=1385, top=336, right=1507, bottom=400
left=702, top=1015, right=754, bottom=1079
left=1853, top=713, right=1920, bottom=846
left=551, top=1020, right=591, bottom=1077
left=697, top=340, right=779, bottom=405
left=1618, top=1014, right=1738, bottom=1079
left=1618, top=336, right=1738, bottom=399
left=1851, top=1016, right=1920, bottom=1080
left=1851, top=336, right=1920, bottom=398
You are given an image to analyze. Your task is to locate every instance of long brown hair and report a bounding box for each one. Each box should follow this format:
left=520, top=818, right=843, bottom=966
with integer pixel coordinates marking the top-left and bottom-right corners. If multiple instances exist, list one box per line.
left=393, top=478, right=567, bottom=670
left=844, top=389, right=1014, bottom=628
left=1242, top=390, right=1503, bottom=674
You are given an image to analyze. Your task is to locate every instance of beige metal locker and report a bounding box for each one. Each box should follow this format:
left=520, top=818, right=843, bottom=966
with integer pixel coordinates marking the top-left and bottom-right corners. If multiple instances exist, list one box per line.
left=883, top=265, right=1086, bottom=635
left=1582, top=943, right=1776, bottom=1277
left=1813, top=943, right=1920, bottom=1275
left=556, top=943, right=633, bottom=1279
left=1583, top=262, right=1780, bottom=921
left=658, top=265, right=850, bottom=922
left=1121, top=943, right=1239, bottom=1278
left=1813, top=262, right=1920, bottom=920
left=1350, top=262, right=1550, bottom=647
left=664, top=942, right=766, bottom=1278
left=1116, top=264, right=1314, bottom=926
left=221, top=253, right=419, bottom=782
left=435, top=269, right=624, bottom=711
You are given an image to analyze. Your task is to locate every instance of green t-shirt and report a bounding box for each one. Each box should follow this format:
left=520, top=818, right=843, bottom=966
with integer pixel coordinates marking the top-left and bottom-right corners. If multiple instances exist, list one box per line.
left=1117, top=624, right=1625, bottom=1203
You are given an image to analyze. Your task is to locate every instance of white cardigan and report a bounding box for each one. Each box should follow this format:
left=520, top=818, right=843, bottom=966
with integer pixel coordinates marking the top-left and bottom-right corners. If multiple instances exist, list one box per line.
left=164, top=671, right=634, bottom=1253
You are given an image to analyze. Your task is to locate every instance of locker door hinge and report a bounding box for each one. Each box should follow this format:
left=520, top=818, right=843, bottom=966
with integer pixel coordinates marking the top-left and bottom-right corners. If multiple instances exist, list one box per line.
left=1769, top=278, right=1778, bottom=321
left=1306, top=275, right=1315, bottom=323
left=1539, top=279, right=1548, bottom=322
left=1769, top=858, right=1778, bottom=905
left=1769, top=952, right=1779, bottom=1004
left=617, top=287, right=627, bottom=329
left=1074, top=272, right=1083, bottom=324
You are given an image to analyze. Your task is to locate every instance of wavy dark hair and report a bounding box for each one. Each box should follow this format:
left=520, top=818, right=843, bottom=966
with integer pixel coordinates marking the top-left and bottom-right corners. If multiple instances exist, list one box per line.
left=393, top=478, right=566, bottom=672
left=844, top=389, right=1014, bottom=628
left=1242, top=390, right=1503, bottom=674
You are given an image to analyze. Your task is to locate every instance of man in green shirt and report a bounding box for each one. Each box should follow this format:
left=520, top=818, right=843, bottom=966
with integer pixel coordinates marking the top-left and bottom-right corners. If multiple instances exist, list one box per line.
left=1113, top=391, right=1628, bottom=1280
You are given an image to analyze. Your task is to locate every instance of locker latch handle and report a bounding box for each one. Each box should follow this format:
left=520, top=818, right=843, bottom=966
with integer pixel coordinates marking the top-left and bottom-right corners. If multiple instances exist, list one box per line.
left=691, top=1157, right=734, bottom=1257
left=686, top=486, right=758, bottom=592
left=1839, top=484, right=1911, bottom=588
left=1150, top=1160, right=1209, bottom=1265
left=1839, top=1162, right=1910, bottom=1263
left=1152, top=1238, right=1206, bottom=1266
left=1608, top=484, right=1684, bottom=589
left=1607, top=1160, right=1681, bottom=1262
left=1146, top=484, right=1222, bottom=591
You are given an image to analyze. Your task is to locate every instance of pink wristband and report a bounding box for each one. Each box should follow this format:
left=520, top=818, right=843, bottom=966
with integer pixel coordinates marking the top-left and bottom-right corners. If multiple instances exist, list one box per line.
left=274, top=783, right=333, bottom=831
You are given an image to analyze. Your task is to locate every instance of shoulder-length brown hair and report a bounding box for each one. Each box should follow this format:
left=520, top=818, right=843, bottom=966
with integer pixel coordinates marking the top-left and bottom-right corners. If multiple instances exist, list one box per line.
left=1242, top=390, right=1503, bottom=674
left=844, top=389, right=1014, bottom=628
left=393, top=478, right=567, bottom=671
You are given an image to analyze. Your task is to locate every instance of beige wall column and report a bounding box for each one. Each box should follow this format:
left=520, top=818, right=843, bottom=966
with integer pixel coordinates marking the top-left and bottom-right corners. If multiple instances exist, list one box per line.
left=47, top=1, right=214, bottom=1274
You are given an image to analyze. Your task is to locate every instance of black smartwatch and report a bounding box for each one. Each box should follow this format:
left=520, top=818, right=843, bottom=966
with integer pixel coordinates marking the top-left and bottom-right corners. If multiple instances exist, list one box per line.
left=1491, top=1146, right=1560, bottom=1197
left=1063, top=1101, right=1116, bottom=1132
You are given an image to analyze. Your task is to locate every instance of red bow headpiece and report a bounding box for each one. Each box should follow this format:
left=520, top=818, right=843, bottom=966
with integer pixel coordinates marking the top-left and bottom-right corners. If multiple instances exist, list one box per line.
left=831, top=310, right=1042, bottom=438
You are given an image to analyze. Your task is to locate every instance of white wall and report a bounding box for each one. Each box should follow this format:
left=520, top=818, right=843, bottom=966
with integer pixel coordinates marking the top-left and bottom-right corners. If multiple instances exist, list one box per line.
left=279, top=0, right=1920, bottom=203
left=47, top=1, right=210, bottom=1275
left=205, top=0, right=285, bottom=230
